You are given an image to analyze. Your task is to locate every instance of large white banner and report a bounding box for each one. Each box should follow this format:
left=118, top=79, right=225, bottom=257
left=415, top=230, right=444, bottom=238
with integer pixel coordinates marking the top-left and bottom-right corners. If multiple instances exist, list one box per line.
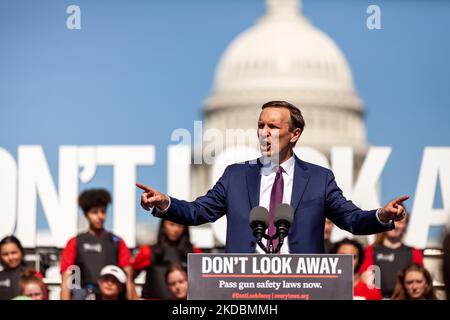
left=0, top=145, right=449, bottom=249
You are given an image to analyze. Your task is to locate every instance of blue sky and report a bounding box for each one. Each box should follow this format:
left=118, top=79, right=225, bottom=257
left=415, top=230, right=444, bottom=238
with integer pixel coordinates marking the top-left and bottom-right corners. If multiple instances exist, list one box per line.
left=0, top=0, right=449, bottom=234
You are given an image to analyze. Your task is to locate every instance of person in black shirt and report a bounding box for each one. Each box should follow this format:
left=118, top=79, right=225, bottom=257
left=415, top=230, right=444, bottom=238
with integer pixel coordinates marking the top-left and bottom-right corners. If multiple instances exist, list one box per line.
left=60, top=189, right=136, bottom=300
left=132, top=219, right=201, bottom=299
left=359, top=216, right=423, bottom=298
left=0, top=236, right=46, bottom=300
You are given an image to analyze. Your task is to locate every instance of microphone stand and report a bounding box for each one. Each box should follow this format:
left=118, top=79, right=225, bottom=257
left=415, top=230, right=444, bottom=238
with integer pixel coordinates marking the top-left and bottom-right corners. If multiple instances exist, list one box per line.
left=256, top=234, right=282, bottom=254
left=274, top=234, right=285, bottom=254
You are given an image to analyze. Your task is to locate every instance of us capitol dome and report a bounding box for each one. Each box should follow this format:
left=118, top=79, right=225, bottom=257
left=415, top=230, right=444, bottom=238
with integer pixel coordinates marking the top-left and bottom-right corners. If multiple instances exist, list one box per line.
left=192, top=0, right=368, bottom=199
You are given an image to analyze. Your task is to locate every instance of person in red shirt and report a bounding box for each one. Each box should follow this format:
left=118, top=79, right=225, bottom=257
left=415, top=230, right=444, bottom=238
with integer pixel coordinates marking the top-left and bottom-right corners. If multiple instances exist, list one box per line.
left=334, top=238, right=382, bottom=300
left=59, top=188, right=137, bottom=300
left=132, top=219, right=201, bottom=299
left=359, top=215, right=423, bottom=298
left=0, top=236, right=47, bottom=300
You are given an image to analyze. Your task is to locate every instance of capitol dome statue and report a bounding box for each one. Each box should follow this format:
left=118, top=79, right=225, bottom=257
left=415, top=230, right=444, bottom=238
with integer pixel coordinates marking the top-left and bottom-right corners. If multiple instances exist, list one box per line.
left=191, top=0, right=368, bottom=200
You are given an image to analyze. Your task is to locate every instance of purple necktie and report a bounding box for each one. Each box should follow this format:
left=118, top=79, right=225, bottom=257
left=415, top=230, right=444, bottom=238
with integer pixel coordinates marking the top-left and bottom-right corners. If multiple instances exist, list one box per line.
left=267, top=166, right=284, bottom=252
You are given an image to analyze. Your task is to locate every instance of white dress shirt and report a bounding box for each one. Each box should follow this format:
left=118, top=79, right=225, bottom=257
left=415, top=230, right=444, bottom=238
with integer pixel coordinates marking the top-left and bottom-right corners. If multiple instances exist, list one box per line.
left=256, top=156, right=295, bottom=254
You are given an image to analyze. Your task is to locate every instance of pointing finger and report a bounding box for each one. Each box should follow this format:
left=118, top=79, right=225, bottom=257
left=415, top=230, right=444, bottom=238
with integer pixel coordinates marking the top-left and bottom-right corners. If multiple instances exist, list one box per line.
left=393, top=195, right=410, bottom=205
left=136, top=182, right=153, bottom=193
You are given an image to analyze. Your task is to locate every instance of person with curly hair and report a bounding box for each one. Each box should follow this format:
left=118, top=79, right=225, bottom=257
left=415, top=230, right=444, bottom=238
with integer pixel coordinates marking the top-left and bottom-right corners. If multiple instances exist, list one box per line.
left=391, top=263, right=437, bottom=300
left=59, top=188, right=137, bottom=300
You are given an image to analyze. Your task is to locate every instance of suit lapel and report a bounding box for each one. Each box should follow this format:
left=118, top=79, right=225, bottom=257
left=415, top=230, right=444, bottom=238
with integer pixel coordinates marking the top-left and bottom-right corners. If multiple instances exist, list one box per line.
left=246, top=160, right=262, bottom=209
left=291, top=156, right=311, bottom=211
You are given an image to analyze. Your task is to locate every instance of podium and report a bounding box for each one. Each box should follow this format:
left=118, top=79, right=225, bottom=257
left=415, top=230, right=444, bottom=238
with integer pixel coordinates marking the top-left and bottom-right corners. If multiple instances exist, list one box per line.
left=188, top=253, right=354, bottom=300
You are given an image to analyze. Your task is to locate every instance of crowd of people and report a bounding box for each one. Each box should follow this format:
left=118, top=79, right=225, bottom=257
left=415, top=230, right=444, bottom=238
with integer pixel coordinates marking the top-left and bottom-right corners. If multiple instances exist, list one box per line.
left=325, top=217, right=442, bottom=300
left=0, top=188, right=448, bottom=300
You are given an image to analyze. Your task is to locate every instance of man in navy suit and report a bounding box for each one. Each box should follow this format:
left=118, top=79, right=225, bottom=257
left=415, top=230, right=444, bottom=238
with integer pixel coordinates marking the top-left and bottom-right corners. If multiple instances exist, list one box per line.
left=137, top=101, right=409, bottom=253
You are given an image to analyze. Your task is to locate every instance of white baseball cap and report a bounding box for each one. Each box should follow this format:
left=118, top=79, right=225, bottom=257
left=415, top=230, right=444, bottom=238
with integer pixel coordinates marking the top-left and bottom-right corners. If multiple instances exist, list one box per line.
left=99, top=265, right=127, bottom=284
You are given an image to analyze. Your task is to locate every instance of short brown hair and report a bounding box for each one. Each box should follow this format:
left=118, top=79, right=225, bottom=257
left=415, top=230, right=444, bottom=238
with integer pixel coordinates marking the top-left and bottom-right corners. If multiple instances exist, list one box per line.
left=261, top=101, right=305, bottom=132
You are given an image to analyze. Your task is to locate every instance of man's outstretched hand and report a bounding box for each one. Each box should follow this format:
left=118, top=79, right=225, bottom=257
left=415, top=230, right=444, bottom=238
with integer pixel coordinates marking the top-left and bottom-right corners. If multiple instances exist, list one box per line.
left=378, top=195, right=410, bottom=223
left=136, top=183, right=170, bottom=212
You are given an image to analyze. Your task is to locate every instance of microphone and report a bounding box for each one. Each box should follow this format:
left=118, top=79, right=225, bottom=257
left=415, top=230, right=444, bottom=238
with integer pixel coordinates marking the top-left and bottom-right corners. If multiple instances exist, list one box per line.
left=274, top=204, right=294, bottom=252
left=249, top=206, right=269, bottom=244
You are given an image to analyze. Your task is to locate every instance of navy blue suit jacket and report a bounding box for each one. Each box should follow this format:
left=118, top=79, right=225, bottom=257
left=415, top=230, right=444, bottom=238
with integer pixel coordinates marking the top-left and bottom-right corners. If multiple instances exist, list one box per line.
left=156, top=155, right=392, bottom=253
